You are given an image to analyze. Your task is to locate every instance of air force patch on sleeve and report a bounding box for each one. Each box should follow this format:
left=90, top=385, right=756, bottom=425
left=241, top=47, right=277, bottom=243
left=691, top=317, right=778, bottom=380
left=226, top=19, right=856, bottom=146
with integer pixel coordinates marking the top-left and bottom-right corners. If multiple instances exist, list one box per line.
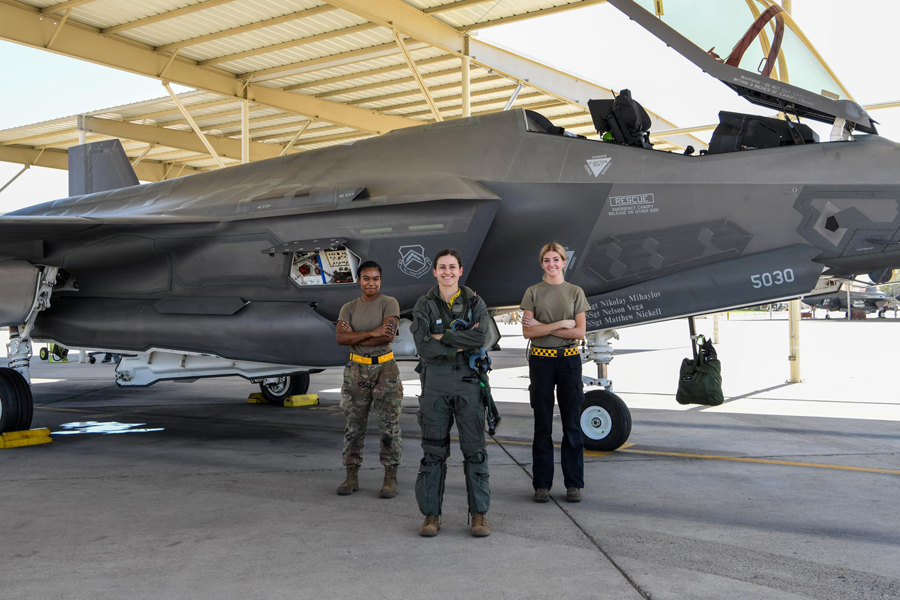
left=398, top=245, right=432, bottom=278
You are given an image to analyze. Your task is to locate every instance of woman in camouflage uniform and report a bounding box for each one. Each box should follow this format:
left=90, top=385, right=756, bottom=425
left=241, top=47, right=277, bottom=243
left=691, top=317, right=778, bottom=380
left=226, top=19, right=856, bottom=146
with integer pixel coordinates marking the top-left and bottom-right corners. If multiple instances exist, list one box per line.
left=335, top=261, right=403, bottom=498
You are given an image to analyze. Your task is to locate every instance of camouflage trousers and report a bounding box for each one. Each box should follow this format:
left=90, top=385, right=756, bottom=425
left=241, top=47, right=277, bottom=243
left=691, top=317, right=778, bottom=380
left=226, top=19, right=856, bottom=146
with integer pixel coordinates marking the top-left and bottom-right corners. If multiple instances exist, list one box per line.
left=340, top=360, right=404, bottom=467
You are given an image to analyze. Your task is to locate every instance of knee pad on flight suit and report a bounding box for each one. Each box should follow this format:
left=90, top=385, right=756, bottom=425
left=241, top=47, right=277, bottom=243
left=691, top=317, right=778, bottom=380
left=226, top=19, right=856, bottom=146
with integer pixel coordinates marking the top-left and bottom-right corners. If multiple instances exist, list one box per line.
left=456, top=412, right=486, bottom=456
left=463, top=451, right=490, bottom=514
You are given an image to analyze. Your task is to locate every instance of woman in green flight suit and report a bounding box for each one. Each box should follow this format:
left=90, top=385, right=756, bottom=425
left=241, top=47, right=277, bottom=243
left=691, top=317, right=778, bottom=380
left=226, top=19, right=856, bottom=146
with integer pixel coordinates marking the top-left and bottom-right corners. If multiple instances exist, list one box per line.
left=410, top=248, right=492, bottom=538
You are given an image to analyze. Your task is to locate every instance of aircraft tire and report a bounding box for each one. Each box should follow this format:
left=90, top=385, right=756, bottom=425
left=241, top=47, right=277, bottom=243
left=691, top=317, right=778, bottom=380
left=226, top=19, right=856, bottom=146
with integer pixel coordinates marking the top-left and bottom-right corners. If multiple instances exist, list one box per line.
left=0, top=368, right=33, bottom=433
left=7, top=369, right=33, bottom=431
left=580, top=390, right=632, bottom=452
left=258, top=373, right=310, bottom=404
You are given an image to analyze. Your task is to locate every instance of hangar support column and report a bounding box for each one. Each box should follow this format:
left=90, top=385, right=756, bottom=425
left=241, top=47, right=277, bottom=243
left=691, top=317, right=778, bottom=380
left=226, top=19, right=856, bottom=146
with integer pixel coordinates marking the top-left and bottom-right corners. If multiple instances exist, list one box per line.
left=461, top=37, right=471, bottom=118
left=241, top=99, right=250, bottom=164
left=788, top=299, right=801, bottom=383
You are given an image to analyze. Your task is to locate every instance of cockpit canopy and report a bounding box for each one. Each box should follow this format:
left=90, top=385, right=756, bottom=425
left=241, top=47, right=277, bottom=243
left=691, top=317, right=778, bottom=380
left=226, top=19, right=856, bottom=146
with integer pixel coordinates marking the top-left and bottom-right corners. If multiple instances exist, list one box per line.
left=607, top=0, right=876, bottom=133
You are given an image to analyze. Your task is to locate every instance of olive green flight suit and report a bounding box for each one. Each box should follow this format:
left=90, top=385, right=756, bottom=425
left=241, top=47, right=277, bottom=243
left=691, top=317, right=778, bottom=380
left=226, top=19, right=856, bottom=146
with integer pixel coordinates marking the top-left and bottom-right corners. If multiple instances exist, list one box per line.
left=411, top=285, right=491, bottom=516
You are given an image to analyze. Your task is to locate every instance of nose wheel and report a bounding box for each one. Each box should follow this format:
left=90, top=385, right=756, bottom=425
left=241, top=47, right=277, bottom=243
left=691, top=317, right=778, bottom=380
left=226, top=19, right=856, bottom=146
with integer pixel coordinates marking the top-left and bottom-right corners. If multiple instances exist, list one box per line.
left=581, top=329, right=632, bottom=451
left=581, top=390, right=631, bottom=451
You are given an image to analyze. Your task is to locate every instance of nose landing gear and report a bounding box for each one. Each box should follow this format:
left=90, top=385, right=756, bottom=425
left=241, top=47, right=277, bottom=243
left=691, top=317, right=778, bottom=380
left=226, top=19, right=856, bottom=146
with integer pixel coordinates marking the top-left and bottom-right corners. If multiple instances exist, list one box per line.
left=580, top=329, right=632, bottom=451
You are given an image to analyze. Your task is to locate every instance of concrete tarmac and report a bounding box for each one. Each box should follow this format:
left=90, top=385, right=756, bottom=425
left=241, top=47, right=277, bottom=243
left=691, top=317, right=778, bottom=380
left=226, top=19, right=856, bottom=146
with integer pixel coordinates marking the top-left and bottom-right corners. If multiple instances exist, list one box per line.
left=2, top=314, right=899, bottom=599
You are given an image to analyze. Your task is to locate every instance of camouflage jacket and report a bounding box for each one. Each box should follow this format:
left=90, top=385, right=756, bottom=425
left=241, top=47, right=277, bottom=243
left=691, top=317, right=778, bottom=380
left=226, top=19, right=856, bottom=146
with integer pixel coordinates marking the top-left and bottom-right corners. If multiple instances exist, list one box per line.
left=411, top=285, right=488, bottom=367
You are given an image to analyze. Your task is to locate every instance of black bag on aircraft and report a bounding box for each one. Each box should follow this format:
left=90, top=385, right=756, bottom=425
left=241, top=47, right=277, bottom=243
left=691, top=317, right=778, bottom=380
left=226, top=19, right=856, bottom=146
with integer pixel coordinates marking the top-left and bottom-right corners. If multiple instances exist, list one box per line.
left=676, top=335, right=724, bottom=406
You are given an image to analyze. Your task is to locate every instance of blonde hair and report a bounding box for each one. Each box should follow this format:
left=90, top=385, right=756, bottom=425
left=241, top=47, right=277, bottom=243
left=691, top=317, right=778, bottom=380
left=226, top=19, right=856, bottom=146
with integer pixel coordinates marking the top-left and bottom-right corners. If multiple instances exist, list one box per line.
left=539, top=242, right=567, bottom=281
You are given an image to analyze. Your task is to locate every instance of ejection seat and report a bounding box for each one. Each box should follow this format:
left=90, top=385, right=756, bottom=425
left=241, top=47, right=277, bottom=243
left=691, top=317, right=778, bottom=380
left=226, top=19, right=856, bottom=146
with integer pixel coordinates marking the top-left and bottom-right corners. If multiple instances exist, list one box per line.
left=707, top=111, right=819, bottom=154
left=588, top=89, right=654, bottom=149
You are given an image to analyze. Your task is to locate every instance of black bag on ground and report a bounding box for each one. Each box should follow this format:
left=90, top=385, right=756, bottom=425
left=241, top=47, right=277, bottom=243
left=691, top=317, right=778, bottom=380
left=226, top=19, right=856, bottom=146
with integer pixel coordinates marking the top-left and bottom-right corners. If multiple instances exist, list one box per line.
left=676, top=335, right=724, bottom=406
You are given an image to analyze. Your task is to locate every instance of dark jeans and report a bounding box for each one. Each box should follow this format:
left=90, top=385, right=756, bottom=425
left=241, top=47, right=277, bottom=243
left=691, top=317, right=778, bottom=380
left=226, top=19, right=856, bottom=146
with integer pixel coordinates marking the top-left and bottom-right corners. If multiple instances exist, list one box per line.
left=529, top=353, right=584, bottom=490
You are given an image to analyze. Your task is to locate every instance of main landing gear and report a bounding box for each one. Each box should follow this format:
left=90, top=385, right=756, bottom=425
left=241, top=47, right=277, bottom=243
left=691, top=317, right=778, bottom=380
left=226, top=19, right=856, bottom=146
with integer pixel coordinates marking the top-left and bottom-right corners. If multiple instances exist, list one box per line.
left=580, top=329, right=632, bottom=451
left=258, top=373, right=311, bottom=404
left=2, top=266, right=58, bottom=434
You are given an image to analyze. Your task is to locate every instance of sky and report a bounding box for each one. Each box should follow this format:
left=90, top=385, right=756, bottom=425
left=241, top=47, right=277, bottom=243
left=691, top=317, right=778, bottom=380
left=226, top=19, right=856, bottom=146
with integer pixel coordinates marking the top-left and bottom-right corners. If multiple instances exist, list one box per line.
left=1, top=0, right=899, bottom=213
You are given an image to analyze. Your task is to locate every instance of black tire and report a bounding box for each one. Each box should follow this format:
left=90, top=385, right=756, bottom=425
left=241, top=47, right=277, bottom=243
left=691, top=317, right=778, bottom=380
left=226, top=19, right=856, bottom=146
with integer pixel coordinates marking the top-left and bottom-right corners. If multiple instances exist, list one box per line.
left=4, top=369, right=33, bottom=431
left=39, top=347, right=48, bottom=361
left=258, top=373, right=310, bottom=404
left=0, top=370, right=21, bottom=434
left=0, top=368, right=33, bottom=433
left=89, top=356, right=97, bottom=364
left=580, top=390, right=632, bottom=451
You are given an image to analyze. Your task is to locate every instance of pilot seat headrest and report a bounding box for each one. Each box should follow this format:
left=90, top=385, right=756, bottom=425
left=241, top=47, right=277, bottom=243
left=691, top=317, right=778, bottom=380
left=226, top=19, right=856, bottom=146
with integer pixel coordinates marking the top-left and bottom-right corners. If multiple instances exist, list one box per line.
left=588, top=89, right=653, bottom=149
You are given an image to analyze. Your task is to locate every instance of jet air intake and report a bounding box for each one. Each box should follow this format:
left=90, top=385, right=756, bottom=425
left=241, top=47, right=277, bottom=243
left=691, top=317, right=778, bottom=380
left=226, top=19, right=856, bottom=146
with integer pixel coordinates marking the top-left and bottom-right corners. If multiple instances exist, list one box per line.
left=868, top=268, right=895, bottom=285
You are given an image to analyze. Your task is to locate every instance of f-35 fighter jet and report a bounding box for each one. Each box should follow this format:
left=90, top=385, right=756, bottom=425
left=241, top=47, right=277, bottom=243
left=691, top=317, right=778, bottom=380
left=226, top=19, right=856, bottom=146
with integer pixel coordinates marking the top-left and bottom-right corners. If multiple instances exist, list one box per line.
left=803, top=287, right=900, bottom=318
left=2, top=0, right=898, bottom=450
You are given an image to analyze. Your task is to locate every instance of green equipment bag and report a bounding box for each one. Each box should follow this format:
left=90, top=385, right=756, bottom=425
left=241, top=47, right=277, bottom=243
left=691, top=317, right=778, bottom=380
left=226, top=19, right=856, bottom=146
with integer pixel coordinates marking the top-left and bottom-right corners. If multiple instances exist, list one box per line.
left=676, top=335, right=724, bottom=406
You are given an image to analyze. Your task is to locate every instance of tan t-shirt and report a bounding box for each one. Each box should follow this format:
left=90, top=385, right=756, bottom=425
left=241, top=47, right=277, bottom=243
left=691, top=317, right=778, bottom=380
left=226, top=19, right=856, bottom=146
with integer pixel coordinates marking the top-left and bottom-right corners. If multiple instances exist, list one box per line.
left=520, top=281, right=591, bottom=348
left=338, top=294, right=400, bottom=357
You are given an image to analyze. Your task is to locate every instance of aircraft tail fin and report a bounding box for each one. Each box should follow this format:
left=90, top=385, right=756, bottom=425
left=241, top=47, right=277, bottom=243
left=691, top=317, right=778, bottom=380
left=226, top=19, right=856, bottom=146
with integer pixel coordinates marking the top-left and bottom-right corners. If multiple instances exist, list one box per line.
left=68, top=139, right=139, bottom=197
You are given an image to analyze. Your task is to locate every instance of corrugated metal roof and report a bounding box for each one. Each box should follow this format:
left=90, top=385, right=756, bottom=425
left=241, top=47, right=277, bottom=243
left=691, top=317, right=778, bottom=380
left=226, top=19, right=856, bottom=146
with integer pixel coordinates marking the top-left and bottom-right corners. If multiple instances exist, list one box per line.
left=1, top=0, right=705, bottom=180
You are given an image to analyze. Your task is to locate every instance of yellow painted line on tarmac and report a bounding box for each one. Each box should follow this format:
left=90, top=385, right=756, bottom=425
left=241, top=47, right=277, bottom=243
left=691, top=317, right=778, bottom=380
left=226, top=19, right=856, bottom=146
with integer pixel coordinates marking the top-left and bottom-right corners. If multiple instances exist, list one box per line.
left=618, top=448, right=900, bottom=475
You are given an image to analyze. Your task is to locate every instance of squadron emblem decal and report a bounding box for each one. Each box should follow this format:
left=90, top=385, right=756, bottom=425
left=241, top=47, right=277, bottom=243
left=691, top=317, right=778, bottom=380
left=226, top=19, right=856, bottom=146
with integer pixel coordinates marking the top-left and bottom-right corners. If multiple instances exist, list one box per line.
left=398, top=245, right=432, bottom=278
left=585, top=155, right=612, bottom=177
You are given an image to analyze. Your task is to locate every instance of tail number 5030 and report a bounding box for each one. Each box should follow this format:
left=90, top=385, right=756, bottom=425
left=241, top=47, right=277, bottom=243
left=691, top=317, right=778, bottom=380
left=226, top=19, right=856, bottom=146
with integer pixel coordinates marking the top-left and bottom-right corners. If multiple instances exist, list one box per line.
left=751, top=269, right=794, bottom=288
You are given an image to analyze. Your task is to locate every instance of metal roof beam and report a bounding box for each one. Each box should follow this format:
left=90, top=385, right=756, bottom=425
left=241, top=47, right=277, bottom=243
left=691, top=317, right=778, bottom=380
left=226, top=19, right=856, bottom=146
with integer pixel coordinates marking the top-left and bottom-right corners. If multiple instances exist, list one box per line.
left=285, top=54, right=455, bottom=92
left=102, top=0, right=241, bottom=36
left=459, top=0, right=608, bottom=31
left=200, top=22, right=380, bottom=67
left=156, top=5, right=338, bottom=53
left=41, top=0, right=98, bottom=15
left=350, top=75, right=503, bottom=106
left=393, top=30, right=442, bottom=122
left=250, top=124, right=349, bottom=142
left=0, top=145, right=200, bottom=181
left=321, top=0, right=465, bottom=55
left=78, top=116, right=285, bottom=162
left=424, top=0, right=496, bottom=14
left=165, top=105, right=274, bottom=128
left=399, top=91, right=546, bottom=118
left=163, top=83, right=226, bottom=169
left=137, top=98, right=236, bottom=122
left=245, top=40, right=430, bottom=82
left=291, top=131, right=372, bottom=146
left=226, top=122, right=345, bottom=139
left=366, top=78, right=511, bottom=110
left=316, top=66, right=464, bottom=99
left=0, top=2, right=418, bottom=134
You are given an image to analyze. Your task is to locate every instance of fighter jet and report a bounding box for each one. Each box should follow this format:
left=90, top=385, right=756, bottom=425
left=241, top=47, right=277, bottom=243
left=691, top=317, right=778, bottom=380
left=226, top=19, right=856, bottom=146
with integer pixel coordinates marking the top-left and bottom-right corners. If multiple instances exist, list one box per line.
left=802, top=287, right=900, bottom=318
left=2, top=0, right=899, bottom=452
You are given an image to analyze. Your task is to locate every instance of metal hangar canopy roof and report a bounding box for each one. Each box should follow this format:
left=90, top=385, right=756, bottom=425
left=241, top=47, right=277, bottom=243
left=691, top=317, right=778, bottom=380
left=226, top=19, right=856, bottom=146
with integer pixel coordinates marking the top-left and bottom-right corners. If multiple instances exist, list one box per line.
left=0, top=0, right=702, bottom=180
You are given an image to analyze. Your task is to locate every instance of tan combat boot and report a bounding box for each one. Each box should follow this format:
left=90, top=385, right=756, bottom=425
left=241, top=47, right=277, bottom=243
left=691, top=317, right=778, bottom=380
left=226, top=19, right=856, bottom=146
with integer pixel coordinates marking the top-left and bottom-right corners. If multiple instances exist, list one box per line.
left=419, top=515, right=441, bottom=537
left=379, top=465, right=398, bottom=499
left=471, top=513, right=490, bottom=537
left=336, top=465, right=359, bottom=495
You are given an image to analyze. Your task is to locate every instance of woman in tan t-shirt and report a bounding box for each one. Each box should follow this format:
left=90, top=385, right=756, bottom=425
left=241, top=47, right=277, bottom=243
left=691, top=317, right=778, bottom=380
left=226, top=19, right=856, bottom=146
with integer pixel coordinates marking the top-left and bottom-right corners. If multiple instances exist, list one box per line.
left=520, top=242, right=590, bottom=504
